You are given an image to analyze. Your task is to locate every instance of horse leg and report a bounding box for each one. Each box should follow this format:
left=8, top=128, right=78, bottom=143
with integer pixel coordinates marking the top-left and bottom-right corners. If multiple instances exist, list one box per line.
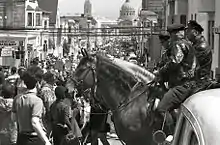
left=99, top=133, right=110, bottom=145
left=82, top=131, right=89, bottom=145
left=91, top=130, right=99, bottom=145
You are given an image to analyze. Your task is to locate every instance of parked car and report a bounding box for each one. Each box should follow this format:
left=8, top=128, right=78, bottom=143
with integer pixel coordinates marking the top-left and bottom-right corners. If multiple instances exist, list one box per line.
left=155, top=88, right=220, bottom=145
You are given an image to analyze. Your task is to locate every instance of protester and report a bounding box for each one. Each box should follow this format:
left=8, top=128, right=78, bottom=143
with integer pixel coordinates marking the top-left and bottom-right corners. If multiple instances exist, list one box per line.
left=6, top=67, right=19, bottom=85
left=0, top=83, right=17, bottom=145
left=11, top=71, right=51, bottom=145
left=40, top=71, right=57, bottom=135
left=50, top=86, right=80, bottom=145
left=15, top=67, right=27, bottom=95
left=0, top=66, right=5, bottom=85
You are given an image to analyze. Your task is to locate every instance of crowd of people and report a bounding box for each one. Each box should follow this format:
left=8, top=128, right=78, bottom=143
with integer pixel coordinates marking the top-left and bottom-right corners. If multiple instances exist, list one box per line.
left=0, top=55, right=113, bottom=145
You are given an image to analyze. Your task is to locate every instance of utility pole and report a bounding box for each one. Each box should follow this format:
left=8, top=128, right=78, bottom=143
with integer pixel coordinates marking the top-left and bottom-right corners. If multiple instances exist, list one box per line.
left=87, top=19, right=91, bottom=50
left=163, top=0, right=168, bottom=29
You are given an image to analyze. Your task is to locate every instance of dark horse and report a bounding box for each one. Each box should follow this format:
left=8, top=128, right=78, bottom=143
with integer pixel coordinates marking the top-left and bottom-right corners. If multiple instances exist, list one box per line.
left=72, top=52, right=167, bottom=145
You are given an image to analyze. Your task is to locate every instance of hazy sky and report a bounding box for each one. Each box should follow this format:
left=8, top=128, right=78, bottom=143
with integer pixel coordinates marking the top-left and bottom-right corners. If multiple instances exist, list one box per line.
left=59, top=0, right=142, bottom=19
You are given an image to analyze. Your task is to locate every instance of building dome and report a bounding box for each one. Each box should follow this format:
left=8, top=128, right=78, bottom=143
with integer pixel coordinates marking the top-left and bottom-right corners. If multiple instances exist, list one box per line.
left=119, top=0, right=135, bottom=21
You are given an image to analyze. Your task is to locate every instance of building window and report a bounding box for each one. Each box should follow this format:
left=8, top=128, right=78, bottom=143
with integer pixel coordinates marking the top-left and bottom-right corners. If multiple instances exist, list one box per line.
left=44, top=20, right=47, bottom=29
left=29, top=0, right=35, bottom=2
left=36, top=13, right=41, bottom=26
left=208, top=20, right=215, bottom=49
left=27, top=12, right=32, bottom=26
left=68, top=37, right=71, bottom=44
left=194, top=14, right=197, bottom=21
left=171, top=16, right=174, bottom=24
left=68, top=26, right=71, bottom=33
left=180, top=15, right=187, bottom=26
left=191, top=14, right=193, bottom=20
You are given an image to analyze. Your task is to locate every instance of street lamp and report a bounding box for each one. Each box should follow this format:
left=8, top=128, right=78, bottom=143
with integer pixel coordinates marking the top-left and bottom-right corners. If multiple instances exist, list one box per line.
left=87, top=19, right=91, bottom=50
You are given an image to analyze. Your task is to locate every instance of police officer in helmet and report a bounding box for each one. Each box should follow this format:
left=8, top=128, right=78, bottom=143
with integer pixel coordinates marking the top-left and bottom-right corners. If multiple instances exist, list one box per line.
left=185, top=20, right=213, bottom=88
left=154, top=24, right=198, bottom=134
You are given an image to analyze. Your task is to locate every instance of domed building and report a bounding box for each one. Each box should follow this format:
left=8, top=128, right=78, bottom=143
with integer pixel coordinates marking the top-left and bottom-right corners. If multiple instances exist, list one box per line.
left=119, top=0, right=135, bottom=21
left=118, top=0, right=137, bottom=31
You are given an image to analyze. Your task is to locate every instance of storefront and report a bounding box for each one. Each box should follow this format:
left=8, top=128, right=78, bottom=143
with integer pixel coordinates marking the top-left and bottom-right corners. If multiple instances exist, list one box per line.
left=0, top=40, right=23, bottom=67
left=0, top=30, right=42, bottom=67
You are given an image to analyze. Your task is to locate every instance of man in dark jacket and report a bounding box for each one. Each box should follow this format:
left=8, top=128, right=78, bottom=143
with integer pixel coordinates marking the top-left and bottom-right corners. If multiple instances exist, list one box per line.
left=154, top=24, right=197, bottom=133
left=157, top=32, right=170, bottom=67
left=185, top=20, right=213, bottom=88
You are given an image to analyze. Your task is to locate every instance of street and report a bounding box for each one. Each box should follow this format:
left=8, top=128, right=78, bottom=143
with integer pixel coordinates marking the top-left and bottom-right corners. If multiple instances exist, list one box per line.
left=87, top=136, right=124, bottom=145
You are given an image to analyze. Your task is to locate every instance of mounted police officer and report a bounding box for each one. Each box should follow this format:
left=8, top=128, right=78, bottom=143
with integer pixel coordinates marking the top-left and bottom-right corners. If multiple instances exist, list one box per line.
left=185, top=20, right=213, bottom=89
left=157, top=32, right=170, bottom=68
left=154, top=24, right=198, bottom=133
left=154, top=32, right=171, bottom=88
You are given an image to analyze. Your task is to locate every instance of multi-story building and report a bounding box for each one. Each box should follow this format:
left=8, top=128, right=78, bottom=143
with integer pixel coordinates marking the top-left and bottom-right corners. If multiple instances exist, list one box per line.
left=38, top=0, right=62, bottom=58
left=0, top=0, right=51, bottom=67
left=142, top=0, right=164, bottom=28
left=144, top=0, right=164, bottom=13
left=167, top=0, right=188, bottom=26
left=213, top=0, right=220, bottom=78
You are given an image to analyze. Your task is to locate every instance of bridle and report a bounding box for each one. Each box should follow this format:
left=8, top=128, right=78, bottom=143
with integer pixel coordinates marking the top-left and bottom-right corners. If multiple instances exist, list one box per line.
left=75, top=59, right=104, bottom=110
left=75, top=57, right=158, bottom=115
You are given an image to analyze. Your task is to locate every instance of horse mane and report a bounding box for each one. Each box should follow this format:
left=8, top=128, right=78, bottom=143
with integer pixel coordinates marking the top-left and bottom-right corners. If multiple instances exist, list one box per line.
left=96, top=54, right=155, bottom=92
left=96, top=54, right=155, bottom=84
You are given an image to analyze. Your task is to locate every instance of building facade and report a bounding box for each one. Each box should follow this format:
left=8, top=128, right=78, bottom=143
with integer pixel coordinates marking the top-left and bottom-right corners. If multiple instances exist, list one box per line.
left=167, top=0, right=188, bottom=26
left=0, top=0, right=51, bottom=67
left=213, top=0, right=220, bottom=78
left=142, top=0, right=164, bottom=28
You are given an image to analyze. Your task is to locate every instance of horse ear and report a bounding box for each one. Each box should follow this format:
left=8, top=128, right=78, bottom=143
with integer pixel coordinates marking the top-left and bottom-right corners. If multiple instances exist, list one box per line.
left=84, top=49, right=89, bottom=57
left=81, top=48, right=86, bottom=57
left=81, top=48, right=89, bottom=58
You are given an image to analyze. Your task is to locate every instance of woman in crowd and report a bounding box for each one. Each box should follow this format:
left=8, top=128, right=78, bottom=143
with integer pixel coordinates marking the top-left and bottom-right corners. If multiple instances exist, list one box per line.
left=15, top=67, right=27, bottom=95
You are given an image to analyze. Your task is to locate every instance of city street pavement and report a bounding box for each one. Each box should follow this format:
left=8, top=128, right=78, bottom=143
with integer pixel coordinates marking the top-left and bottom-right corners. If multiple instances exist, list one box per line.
left=86, top=138, right=124, bottom=145
left=86, top=133, right=125, bottom=145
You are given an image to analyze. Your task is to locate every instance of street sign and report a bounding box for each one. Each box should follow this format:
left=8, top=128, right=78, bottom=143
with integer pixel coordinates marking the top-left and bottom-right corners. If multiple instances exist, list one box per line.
left=1, top=47, right=13, bottom=57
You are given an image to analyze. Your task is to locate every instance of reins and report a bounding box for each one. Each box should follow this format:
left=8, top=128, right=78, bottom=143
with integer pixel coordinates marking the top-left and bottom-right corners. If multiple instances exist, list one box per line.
left=78, top=80, right=156, bottom=115
left=75, top=56, right=156, bottom=115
